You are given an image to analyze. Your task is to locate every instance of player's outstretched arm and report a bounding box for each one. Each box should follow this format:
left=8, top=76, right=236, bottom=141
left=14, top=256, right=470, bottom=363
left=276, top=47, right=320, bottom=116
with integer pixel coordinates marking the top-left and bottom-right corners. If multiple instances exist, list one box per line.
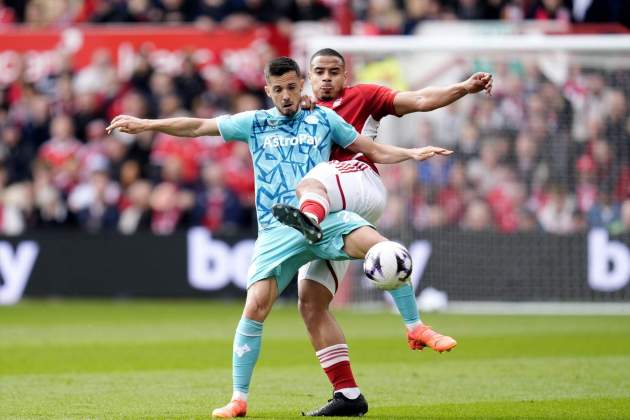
left=393, top=72, right=493, bottom=115
left=348, top=135, right=452, bottom=164
left=106, top=115, right=220, bottom=137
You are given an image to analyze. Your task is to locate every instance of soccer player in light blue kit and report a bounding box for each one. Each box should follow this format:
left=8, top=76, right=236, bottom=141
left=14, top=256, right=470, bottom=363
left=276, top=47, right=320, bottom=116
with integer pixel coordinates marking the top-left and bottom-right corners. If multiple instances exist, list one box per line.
left=107, top=57, right=450, bottom=418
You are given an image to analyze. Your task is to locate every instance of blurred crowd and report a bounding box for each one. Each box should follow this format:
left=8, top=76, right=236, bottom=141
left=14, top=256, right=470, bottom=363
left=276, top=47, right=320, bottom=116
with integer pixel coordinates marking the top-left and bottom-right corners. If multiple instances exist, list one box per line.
left=0, top=0, right=627, bottom=33
left=0, top=48, right=260, bottom=235
left=0, top=42, right=629, bottom=236
left=378, top=62, right=630, bottom=235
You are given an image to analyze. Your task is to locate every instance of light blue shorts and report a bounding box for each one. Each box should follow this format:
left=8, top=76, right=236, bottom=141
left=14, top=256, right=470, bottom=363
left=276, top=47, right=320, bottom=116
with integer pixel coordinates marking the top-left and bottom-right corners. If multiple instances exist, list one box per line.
left=247, top=210, right=372, bottom=293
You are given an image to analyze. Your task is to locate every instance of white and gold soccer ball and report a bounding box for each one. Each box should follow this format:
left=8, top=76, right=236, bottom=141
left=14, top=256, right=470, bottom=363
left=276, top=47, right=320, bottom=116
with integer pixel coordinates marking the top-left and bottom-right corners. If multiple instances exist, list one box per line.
left=363, top=241, right=413, bottom=290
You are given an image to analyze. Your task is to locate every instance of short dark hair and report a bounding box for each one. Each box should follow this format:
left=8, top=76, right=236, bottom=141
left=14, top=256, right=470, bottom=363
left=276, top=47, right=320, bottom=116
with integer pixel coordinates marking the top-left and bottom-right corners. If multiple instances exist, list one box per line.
left=264, top=56, right=301, bottom=81
left=310, top=48, right=345, bottom=66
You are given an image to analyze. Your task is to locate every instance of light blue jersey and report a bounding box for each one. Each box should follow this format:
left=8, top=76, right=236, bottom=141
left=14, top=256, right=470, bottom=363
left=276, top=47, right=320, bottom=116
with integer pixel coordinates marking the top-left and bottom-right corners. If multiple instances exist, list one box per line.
left=216, top=105, right=371, bottom=291
left=217, top=106, right=358, bottom=231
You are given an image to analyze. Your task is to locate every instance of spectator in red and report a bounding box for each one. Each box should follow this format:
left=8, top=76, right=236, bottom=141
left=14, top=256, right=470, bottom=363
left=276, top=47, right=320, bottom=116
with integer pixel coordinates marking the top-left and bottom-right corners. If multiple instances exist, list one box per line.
left=38, top=114, right=82, bottom=191
left=149, top=158, right=194, bottom=234
left=0, top=0, right=15, bottom=23
left=222, top=141, right=255, bottom=211
left=486, top=168, right=525, bottom=233
left=193, top=164, right=243, bottom=232
left=149, top=180, right=194, bottom=235
left=527, top=0, right=570, bottom=22
left=575, top=154, right=598, bottom=213
left=437, top=161, right=468, bottom=225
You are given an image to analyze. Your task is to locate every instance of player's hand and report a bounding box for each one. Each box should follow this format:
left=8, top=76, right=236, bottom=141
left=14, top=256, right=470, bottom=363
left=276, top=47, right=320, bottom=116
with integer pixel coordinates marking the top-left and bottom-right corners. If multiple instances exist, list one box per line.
left=408, top=146, right=453, bottom=161
left=300, top=95, right=316, bottom=110
left=465, top=72, right=493, bottom=96
left=106, top=115, right=148, bottom=135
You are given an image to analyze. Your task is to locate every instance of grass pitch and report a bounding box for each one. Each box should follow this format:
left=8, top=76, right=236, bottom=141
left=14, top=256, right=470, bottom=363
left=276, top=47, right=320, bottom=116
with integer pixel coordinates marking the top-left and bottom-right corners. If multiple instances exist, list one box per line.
left=1, top=300, right=630, bottom=419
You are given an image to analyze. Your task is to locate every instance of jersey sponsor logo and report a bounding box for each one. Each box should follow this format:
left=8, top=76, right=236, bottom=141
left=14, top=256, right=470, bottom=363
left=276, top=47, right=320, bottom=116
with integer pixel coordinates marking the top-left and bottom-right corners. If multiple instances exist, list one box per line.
left=332, top=98, right=342, bottom=108
left=234, top=344, right=251, bottom=357
left=262, top=134, right=320, bottom=148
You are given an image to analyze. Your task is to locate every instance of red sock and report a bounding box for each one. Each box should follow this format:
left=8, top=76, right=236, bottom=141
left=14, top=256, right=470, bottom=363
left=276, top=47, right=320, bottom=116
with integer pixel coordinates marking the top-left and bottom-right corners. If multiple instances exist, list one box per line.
left=324, top=361, right=358, bottom=390
left=299, top=192, right=329, bottom=224
left=300, top=200, right=326, bottom=224
left=316, top=344, right=358, bottom=391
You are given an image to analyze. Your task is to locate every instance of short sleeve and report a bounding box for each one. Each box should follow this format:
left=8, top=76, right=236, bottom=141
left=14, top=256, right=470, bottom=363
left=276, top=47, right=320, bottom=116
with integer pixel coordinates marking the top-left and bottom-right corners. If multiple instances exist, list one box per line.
left=356, top=84, right=398, bottom=119
left=216, top=111, right=256, bottom=143
left=322, top=107, right=359, bottom=148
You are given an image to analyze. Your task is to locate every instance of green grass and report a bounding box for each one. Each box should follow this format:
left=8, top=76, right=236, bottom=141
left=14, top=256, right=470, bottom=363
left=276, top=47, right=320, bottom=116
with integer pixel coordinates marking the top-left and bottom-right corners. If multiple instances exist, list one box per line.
left=1, top=300, right=630, bottom=419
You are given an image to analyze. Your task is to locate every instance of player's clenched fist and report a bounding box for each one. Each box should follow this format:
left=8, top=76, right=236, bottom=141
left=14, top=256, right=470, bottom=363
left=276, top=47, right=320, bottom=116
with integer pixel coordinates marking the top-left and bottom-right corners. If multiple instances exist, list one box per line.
left=408, top=146, right=453, bottom=161
left=106, top=115, right=148, bottom=135
left=464, top=72, right=493, bottom=96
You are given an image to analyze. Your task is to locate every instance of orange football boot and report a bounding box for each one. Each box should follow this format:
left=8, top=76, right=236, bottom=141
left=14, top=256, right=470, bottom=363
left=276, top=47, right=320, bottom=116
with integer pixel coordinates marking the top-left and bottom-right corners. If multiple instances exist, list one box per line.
left=211, top=399, right=247, bottom=418
left=407, top=324, right=457, bottom=353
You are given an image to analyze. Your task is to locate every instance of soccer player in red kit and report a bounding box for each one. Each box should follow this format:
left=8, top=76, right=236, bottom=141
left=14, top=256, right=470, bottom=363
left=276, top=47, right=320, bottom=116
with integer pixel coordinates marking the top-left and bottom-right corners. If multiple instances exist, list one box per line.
left=274, top=48, right=493, bottom=416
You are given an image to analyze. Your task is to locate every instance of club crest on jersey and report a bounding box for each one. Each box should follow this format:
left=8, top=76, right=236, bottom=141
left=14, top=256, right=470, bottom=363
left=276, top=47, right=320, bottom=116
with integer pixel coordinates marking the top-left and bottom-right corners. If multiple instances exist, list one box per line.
left=263, top=134, right=319, bottom=148
left=305, top=114, right=319, bottom=124
left=332, top=98, right=342, bottom=108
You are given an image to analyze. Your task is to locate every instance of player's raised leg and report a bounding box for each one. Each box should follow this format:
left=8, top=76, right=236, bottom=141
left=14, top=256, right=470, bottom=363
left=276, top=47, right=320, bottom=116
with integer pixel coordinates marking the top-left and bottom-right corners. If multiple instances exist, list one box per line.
left=273, top=161, right=345, bottom=244
left=272, top=178, right=330, bottom=244
left=344, top=228, right=457, bottom=353
left=212, top=278, right=278, bottom=418
left=388, top=281, right=457, bottom=352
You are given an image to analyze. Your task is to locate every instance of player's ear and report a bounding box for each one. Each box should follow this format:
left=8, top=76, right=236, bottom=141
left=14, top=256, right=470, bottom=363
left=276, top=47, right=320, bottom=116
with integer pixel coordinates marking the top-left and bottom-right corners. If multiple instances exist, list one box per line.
left=264, top=84, right=271, bottom=98
left=299, top=78, right=304, bottom=91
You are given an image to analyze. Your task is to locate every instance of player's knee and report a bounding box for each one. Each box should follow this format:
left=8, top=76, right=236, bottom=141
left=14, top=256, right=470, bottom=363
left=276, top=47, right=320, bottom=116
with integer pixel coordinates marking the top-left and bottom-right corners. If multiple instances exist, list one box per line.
left=297, top=178, right=327, bottom=200
left=298, top=294, right=329, bottom=321
left=243, top=295, right=273, bottom=321
left=344, top=227, right=388, bottom=258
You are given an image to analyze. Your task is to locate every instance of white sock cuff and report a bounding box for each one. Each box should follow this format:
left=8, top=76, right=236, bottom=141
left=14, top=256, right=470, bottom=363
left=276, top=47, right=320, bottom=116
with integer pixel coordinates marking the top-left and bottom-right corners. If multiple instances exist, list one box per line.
left=299, top=192, right=330, bottom=214
left=337, top=387, right=361, bottom=400
left=232, top=390, right=248, bottom=402
left=315, top=343, right=348, bottom=357
left=406, top=320, right=422, bottom=331
left=316, top=344, right=350, bottom=368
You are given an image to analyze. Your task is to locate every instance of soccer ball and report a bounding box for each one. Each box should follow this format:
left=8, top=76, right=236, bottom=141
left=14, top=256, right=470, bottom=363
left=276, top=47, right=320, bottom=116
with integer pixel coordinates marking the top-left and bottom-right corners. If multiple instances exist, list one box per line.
left=363, top=241, right=413, bottom=290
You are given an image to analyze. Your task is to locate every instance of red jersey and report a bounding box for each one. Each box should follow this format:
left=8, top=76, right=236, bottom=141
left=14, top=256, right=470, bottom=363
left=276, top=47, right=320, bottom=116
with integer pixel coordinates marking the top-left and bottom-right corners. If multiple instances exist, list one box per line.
left=316, top=84, right=398, bottom=171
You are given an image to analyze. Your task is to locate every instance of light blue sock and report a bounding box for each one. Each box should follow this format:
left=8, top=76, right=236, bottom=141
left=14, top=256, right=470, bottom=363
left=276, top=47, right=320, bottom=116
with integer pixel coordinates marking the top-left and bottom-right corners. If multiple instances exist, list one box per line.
left=388, top=283, right=421, bottom=328
left=232, top=317, right=263, bottom=395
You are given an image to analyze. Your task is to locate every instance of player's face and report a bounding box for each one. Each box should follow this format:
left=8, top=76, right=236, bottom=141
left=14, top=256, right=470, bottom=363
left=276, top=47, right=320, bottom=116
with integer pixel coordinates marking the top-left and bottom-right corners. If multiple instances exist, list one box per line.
left=265, top=71, right=304, bottom=117
left=309, top=55, right=346, bottom=101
